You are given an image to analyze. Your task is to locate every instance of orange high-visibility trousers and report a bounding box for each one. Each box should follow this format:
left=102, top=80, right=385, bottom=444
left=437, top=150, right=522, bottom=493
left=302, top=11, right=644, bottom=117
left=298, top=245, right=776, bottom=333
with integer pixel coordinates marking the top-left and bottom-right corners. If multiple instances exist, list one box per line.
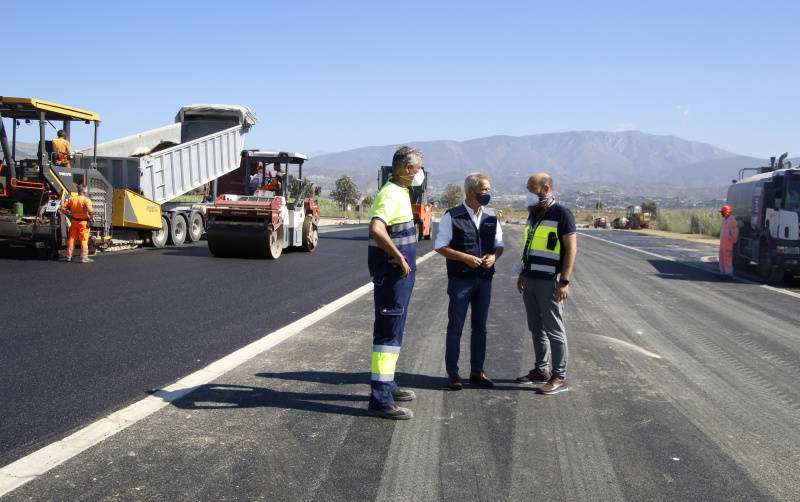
left=66, top=220, right=90, bottom=262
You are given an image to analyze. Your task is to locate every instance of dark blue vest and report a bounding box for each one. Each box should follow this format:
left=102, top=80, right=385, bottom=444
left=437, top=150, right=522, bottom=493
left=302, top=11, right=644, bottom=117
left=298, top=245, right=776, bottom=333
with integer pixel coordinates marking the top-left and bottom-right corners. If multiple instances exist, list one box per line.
left=445, top=204, right=497, bottom=279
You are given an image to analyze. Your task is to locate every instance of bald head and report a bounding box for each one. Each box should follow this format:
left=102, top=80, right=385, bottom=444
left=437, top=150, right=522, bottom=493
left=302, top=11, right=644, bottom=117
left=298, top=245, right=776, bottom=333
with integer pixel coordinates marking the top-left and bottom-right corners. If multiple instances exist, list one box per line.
left=527, top=173, right=553, bottom=197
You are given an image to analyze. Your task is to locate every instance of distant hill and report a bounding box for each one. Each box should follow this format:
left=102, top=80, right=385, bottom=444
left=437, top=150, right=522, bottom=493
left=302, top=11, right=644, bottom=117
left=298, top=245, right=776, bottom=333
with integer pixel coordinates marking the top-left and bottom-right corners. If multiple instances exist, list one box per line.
left=303, top=131, right=781, bottom=198
left=2, top=141, right=38, bottom=159
left=6, top=133, right=795, bottom=205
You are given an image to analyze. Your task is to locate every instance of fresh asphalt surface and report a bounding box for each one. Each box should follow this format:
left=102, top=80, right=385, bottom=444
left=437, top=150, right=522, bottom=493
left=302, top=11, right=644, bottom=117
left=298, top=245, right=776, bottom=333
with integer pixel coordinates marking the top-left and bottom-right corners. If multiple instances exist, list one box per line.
left=2, top=225, right=799, bottom=500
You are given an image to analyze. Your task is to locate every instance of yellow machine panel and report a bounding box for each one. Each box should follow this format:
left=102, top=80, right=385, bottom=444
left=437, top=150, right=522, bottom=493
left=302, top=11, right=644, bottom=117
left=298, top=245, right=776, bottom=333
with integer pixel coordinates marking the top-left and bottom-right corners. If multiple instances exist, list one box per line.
left=112, top=189, right=162, bottom=230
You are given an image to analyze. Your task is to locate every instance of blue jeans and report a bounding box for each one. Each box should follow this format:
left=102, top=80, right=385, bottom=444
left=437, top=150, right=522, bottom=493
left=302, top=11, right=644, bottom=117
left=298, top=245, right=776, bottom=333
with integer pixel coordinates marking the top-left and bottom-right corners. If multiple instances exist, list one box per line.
left=445, top=276, right=492, bottom=375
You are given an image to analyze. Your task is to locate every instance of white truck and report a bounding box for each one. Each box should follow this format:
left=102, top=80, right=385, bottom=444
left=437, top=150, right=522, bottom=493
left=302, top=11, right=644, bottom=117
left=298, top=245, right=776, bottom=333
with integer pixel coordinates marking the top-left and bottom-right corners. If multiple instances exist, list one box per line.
left=75, top=104, right=257, bottom=248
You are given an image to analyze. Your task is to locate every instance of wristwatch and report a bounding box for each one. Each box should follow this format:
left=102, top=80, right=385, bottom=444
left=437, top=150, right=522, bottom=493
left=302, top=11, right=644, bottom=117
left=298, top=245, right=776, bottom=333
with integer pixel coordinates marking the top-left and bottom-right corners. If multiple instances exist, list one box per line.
left=558, top=278, right=570, bottom=285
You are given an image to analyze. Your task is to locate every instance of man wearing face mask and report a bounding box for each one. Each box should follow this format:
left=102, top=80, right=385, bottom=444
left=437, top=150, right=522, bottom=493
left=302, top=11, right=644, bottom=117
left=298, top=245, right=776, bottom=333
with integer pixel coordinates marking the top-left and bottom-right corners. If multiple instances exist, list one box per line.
left=366, top=145, right=425, bottom=419
left=515, top=173, right=576, bottom=395
left=435, top=173, right=504, bottom=390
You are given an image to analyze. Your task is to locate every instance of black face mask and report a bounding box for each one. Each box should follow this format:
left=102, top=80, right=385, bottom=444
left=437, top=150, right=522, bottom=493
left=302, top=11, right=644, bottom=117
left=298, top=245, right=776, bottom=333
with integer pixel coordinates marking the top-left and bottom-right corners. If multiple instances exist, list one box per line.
left=476, top=192, right=491, bottom=206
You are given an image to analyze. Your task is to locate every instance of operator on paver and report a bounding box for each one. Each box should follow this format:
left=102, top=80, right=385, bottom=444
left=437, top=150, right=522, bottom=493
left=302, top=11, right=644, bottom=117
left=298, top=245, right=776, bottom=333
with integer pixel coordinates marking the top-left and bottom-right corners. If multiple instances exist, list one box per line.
left=250, top=163, right=264, bottom=186
left=718, top=205, right=738, bottom=279
left=60, top=184, right=94, bottom=263
left=366, top=145, right=425, bottom=420
left=52, top=129, right=71, bottom=167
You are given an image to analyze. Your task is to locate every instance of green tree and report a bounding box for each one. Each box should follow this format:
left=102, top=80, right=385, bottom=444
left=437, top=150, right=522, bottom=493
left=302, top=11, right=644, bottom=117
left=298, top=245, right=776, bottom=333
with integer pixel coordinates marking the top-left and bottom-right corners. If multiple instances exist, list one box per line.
left=595, top=200, right=604, bottom=210
left=289, top=176, right=316, bottom=200
left=330, top=174, right=361, bottom=210
left=642, top=200, right=658, bottom=218
left=361, top=195, right=375, bottom=208
left=439, top=183, right=463, bottom=209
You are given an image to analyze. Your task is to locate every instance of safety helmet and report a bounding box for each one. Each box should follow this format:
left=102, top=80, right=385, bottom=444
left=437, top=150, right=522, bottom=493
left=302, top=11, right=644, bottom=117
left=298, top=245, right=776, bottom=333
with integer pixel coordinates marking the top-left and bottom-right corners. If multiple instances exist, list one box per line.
left=720, top=205, right=732, bottom=217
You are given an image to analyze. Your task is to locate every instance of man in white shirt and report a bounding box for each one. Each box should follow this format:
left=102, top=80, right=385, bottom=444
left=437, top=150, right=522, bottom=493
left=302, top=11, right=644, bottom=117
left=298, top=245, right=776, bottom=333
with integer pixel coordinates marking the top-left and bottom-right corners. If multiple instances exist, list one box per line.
left=434, top=173, right=504, bottom=390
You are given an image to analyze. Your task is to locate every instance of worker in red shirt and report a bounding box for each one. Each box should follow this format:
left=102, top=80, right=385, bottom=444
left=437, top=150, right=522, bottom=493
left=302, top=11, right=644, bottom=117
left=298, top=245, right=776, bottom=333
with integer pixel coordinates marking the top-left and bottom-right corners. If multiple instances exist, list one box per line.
left=718, top=205, right=738, bottom=278
left=52, top=130, right=72, bottom=167
left=60, top=185, right=94, bottom=263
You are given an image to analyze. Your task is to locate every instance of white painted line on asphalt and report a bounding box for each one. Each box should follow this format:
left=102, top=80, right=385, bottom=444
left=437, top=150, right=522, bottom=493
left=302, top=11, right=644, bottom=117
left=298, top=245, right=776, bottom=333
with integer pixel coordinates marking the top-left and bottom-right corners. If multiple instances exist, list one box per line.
left=579, top=232, right=800, bottom=300
left=318, top=224, right=369, bottom=233
left=579, top=231, right=678, bottom=262
left=595, top=335, right=663, bottom=359
left=0, top=249, right=439, bottom=497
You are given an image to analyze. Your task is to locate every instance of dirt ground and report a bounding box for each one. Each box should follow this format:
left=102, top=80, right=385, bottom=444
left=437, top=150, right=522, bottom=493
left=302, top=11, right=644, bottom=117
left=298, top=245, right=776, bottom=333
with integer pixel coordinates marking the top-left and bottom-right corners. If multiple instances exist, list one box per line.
left=628, top=227, right=719, bottom=245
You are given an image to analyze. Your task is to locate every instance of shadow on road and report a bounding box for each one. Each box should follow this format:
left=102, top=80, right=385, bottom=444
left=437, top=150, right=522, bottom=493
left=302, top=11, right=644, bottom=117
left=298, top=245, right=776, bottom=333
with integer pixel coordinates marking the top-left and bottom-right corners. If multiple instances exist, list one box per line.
left=157, top=370, right=542, bottom=417
left=648, top=259, right=725, bottom=282
left=168, top=383, right=368, bottom=416
left=256, top=370, right=533, bottom=392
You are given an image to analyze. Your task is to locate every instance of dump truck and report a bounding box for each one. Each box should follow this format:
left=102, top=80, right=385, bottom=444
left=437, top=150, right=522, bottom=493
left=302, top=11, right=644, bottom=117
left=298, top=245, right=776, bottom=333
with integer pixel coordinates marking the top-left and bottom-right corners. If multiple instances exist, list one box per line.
left=73, top=104, right=256, bottom=249
left=727, top=153, right=800, bottom=283
left=206, top=151, right=320, bottom=259
left=378, top=165, right=433, bottom=240
left=0, top=96, right=162, bottom=258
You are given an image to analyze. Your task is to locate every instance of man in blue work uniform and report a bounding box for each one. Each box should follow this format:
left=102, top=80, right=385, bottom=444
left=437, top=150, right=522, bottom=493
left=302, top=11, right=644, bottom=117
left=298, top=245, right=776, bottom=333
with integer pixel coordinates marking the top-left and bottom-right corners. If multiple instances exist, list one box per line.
left=367, top=145, right=425, bottom=419
left=435, top=173, right=504, bottom=390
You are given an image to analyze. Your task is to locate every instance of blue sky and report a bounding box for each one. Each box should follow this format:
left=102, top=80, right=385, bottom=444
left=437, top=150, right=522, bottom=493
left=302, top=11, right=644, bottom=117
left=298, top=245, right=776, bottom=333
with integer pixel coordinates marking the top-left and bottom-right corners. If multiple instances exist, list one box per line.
left=4, top=1, right=799, bottom=158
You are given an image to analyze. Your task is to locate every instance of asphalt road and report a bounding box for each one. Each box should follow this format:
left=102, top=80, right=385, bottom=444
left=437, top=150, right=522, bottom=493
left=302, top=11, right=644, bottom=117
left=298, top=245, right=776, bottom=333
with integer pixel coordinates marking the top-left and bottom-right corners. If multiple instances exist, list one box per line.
left=2, top=226, right=799, bottom=501
left=0, top=223, right=434, bottom=467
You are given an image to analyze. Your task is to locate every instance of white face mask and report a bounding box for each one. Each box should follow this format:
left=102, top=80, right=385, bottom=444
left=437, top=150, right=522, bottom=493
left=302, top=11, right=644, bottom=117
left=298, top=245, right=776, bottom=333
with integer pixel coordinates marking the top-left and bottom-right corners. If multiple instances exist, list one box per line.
left=409, top=169, right=425, bottom=187
left=526, top=192, right=553, bottom=208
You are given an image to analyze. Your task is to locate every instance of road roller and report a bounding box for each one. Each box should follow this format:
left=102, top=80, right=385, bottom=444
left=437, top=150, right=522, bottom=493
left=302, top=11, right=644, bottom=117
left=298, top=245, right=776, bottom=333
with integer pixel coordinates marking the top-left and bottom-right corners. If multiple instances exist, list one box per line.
left=206, top=151, right=320, bottom=259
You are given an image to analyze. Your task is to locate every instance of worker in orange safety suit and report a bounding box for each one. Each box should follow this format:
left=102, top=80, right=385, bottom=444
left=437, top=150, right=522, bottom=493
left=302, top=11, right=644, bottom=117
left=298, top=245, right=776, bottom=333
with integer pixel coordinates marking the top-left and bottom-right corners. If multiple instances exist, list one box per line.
left=262, top=162, right=285, bottom=192
left=52, top=130, right=72, bottom=167
left=60, top=184, right=94, bottom=263
left=718, top=205, right=738, bottom=278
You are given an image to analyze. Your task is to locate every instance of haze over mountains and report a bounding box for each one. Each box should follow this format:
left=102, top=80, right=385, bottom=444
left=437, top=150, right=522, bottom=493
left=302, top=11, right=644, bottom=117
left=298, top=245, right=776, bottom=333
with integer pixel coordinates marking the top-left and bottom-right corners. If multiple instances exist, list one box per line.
left=304, top=130, right=782, bottom=200
left=8, top=131, right=788, bottom=204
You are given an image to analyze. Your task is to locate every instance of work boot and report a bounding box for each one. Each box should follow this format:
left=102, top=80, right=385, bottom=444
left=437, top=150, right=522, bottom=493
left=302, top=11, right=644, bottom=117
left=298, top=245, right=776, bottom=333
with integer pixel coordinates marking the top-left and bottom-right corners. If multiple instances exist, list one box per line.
left=392, top=388, right=416, bottom=402
left=447, top=374, right=463, bottom=391
left=539, top=376, right=569, bottom=395
left=367, top=404, right=413, bottom=420
left=469, top=371, right=494, bottom=388
left=515, top=369, right=551, bottom=385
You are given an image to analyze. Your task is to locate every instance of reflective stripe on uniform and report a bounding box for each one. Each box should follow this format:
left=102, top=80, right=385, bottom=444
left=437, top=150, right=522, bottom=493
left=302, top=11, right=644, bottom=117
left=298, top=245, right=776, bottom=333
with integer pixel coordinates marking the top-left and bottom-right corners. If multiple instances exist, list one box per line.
left=368, top=234, right=417, bottom=248
left=387, top=221, right=414, bottom=233
left=527, top=248, right=560, bottom=260
left=529, top=263, right=557, bottom=273
left=371, top=347, right=400, bottom=381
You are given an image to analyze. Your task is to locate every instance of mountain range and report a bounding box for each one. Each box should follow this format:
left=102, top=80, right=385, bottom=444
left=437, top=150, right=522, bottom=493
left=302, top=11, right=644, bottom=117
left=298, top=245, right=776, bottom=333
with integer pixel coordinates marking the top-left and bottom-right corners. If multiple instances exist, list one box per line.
left=304, top=131, right=790, bottom=200
left=7, top=131, right=793, bottom=202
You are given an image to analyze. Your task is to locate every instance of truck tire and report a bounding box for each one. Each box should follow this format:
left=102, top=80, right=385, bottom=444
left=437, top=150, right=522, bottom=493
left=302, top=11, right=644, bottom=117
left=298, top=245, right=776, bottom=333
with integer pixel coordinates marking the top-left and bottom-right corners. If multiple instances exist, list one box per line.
left=302, top=215, right=318, bottom=253
left=757, top=241, right=785, bottom=284
left=151, top=216, right=169, bottom=248
left=267, top=225, right=283, bottom=259
left=188, top=212, right=204, bottom=242
left=168, top=214, right=187, bottom=246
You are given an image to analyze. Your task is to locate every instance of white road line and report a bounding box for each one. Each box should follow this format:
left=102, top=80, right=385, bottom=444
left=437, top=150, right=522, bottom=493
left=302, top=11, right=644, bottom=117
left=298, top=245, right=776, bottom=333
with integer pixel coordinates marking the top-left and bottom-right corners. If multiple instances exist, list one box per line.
left=579, top=232, right=800, bottom=300
left=0, top=249, right=438, bottom=497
